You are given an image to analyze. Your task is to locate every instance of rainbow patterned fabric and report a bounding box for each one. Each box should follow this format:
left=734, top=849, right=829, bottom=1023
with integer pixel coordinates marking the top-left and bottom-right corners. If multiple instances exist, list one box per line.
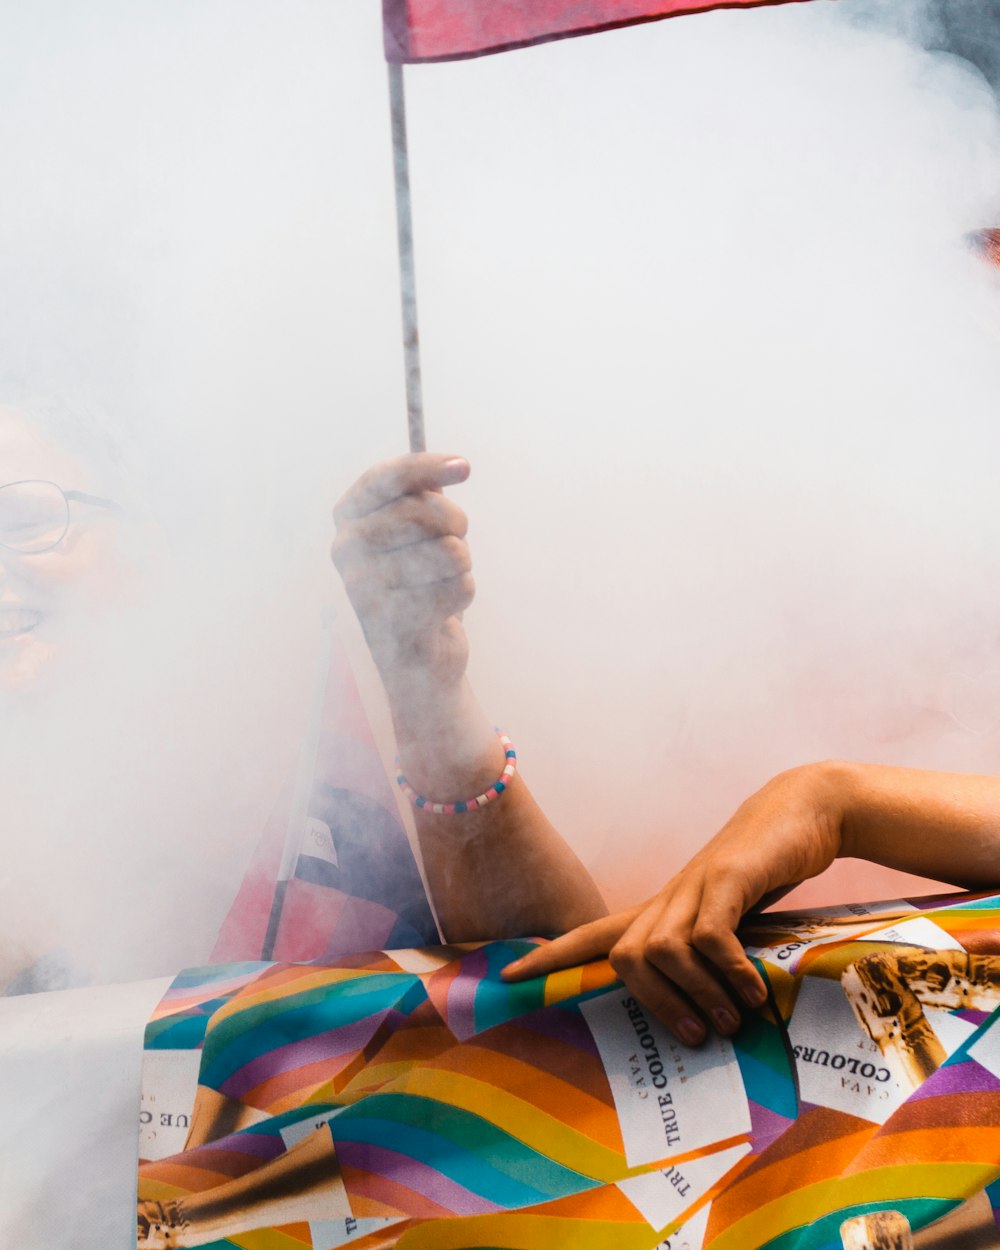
left=138, top=892, right=1000, bottom=1250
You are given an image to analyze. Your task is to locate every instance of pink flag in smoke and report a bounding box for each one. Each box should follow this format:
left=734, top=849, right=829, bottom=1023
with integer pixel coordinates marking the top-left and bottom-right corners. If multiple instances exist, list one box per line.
left=383, top=0, right=820, bottom=63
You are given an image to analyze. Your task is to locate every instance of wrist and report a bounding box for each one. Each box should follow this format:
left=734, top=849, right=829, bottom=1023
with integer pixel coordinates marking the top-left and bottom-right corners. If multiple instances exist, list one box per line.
left=390, top=679, right=506, bottom=803
left=804, top=759, right=860, bottom=860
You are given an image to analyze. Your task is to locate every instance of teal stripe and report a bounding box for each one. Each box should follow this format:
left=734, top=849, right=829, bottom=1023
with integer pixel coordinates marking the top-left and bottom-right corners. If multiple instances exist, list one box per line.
left=757, top=1197, right=958, bottom=1250
left=931, top=895, right=1000, bottom=913
left=473, top=945, right=547, bottom=1034
left=145, top=1014, right=210, bottom=1051
left=737, top=1048, right=797, bottom=1120
left=199, top=979, right=421, bottom=1089
left=332, top=1092, right=600, bottom=1205
left=205, top=972, right=416, bottom=1041
left=937, top=1006, right=1000, bottom=1069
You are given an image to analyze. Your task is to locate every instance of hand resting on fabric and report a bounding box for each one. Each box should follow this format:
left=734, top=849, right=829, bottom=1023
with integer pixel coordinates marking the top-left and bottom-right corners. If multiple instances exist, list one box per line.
left=504, top=761, right=1000, bottom=1046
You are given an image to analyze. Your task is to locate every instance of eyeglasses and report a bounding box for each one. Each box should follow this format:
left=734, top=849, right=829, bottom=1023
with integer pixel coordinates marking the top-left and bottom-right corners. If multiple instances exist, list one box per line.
left=0, top=480, right=121, bottom=555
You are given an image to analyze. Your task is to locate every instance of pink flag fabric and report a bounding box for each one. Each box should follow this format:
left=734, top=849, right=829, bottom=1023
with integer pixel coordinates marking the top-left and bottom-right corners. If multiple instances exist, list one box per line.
left=384, top=0, right=818, bottom=63
left=212, top=627, right=438, bottom=963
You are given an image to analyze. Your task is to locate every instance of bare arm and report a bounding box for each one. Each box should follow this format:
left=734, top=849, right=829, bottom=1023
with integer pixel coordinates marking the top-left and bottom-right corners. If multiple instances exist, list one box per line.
left=332, top=453, right=606, bottom=941
left=505, top=759, right=1000, bottom=1043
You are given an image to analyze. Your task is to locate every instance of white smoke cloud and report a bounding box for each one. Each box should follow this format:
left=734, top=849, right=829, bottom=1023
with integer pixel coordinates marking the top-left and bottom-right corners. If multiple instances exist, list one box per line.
left=6, top=2, right=1000, bottom=1246
left=2, top=0, right=1000, bottom=983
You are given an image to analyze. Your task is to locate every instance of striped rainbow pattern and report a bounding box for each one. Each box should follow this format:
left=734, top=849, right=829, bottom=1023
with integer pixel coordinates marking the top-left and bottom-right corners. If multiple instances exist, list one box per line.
left=139, top=895, right=1000, bottom=1249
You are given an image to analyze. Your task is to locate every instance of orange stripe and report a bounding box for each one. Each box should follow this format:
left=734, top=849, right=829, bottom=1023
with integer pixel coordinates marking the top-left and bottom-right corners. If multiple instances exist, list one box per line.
left=845, top=1124, right=1000, bottom=1173
left=432, top=1045, right=622, bottom=1146
left=458, top=1022, right=615, bottom=1107
left=243, top=1053, right=358, bottom=1111
left=710, top=1115, right=875, bottom=1229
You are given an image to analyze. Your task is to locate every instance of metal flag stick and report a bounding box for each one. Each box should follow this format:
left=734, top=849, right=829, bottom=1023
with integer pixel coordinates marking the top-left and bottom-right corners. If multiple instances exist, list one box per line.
left=387, top=61, right=426, bottom=453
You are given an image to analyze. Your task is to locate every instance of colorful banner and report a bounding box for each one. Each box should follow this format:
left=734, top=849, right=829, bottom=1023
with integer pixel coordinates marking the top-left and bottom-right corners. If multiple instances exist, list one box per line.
left=138, top=892, right=1000, bottom=1249
left=383, top=0, right=819, bottom=64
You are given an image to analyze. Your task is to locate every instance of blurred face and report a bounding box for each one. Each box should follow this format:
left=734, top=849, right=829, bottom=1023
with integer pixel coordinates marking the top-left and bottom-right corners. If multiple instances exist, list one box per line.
left=0, top=408, right=125, bottom=691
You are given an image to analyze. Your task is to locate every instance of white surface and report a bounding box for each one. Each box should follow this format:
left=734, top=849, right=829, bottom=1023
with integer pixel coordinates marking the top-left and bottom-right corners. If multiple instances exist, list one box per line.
left=0, top=977, right=171, bottom=1250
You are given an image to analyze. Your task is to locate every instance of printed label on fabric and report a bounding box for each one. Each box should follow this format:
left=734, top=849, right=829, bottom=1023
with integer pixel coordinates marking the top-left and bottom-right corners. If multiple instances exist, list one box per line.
left=378, top=946, right=461, bottom=974
left=618, top=1141, right=750, bottom=1231
left=969, top=1016, right=1000, bottom=1081
left=310, top=1218, right=401, bottom=1248
left=788, top=975, right=903, bottom=1122
left=744, top=899, right=913, bottom=973
left=859, top=916, right=964, bottom=952
left=301, top=816, right=338, bottom=867
left=654, top=1200, right=711, bottom=1249
left=581, top=990, right=751, bottom=1168
left=138, top=1048, right=202, bottom=1160
left=276, top=1113, right=358, bottom=1233
left=279, top=1107, right=343, bottom=1149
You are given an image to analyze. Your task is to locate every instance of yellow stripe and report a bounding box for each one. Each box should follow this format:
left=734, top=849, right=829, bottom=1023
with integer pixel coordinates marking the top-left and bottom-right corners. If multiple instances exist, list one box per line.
left=207, top=968, right=376, bottom=1025
left=136, top=1180, right=187, bottom=1202
left=542, top=967, right=585, bottom=1007
left=229, top=1227, right=312, bottom=1249
left=389, top=1067, right=627, bottom=1182
left=397, top=1214, right=658, bottom=1250
left=708, top=1161, right=994, bottom=1250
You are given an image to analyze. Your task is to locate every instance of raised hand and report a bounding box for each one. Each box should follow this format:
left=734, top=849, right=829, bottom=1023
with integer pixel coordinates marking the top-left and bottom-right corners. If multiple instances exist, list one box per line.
left=332, top=453, right=474, bottom=693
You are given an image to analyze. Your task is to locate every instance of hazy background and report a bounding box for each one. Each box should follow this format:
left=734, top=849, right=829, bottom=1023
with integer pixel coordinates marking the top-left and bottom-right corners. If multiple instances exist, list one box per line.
left=4, top=0, right=1000, bottom=991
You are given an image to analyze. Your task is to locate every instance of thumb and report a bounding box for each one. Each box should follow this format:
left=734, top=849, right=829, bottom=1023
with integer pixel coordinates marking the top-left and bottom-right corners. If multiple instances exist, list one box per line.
left=501, top=907, right=641, bottom=981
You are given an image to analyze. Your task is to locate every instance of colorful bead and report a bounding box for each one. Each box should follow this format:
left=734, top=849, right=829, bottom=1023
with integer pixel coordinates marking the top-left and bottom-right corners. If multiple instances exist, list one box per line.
left=395, top=730, right=517, bottom=814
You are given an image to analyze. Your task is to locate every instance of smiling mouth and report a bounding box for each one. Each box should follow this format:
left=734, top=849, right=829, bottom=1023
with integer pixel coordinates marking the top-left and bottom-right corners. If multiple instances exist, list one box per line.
left=0, top=608, right=43, bottom=639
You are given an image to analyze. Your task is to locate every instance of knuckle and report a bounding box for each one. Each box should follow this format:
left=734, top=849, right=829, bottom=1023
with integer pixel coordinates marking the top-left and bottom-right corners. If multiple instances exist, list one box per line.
left=690, top=922, right=724, bottom=953
left=608, top=942, right=641, bottom=978
left=644, top=932, right=685, bottom=964
left=441, top=497, right=469, bottom=538
left=439, top=533, right=470, bottom=566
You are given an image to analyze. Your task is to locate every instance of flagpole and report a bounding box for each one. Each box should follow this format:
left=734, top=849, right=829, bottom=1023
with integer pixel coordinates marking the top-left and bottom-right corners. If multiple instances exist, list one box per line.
left=387, top=62, right=426, bottom=453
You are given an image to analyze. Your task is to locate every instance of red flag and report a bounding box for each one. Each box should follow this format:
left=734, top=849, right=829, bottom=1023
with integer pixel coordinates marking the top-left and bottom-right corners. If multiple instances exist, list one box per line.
left=384, top=0, right=818, bottom=63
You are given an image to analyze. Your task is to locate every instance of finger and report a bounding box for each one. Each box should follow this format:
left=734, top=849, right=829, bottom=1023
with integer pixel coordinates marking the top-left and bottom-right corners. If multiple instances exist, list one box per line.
left=691, top=898, right=769, bottom=1010
left=607, top=938, right=713, bottom=1048
left=637, top=923, right=745, bottom=1037
left=501, top=908, right=642, bottom=981
left=359, top=535, right=472, bottom=591
left=357, top=575, right=476, bottom=640
left=334, top=455, right=469, bottom=523
left=353, top=492, right=468, bottom=553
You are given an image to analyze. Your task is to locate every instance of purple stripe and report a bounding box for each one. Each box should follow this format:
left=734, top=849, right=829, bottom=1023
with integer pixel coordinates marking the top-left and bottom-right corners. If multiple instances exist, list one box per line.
left=445, top=951, right=488, bottom=1040
left=189, top=1131, right=285, bottom=1163
left=516, top=1005, right=602, bottom=1057
left=748, top=1100, right=794, bottom=1154
left=910, top=1057, right=1000, bottom=1101
left=335, top=1139, right=503, bottom=1215
left=220, top=1010, right=389, bottom=1099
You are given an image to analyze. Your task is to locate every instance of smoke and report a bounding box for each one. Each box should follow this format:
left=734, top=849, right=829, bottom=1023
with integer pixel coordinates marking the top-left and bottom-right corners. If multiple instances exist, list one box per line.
left=3, top=0, right=1000, bottom=982
left=6, top=2, right=1000, bottom=1246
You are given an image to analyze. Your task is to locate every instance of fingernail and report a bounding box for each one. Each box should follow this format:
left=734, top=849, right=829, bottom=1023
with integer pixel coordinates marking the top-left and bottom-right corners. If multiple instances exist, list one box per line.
left=442, top=457, right=469, bottom=482
left=711, top=1007, right=739, bottom=1034
left=676, top=1017, right=704, bottom=1046
left=742, top=980, right=767, bottom=1007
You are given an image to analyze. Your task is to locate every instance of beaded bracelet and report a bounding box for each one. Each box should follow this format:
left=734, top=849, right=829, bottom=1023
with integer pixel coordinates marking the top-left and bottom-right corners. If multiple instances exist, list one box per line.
left=395, top=730, right=517, bottom=815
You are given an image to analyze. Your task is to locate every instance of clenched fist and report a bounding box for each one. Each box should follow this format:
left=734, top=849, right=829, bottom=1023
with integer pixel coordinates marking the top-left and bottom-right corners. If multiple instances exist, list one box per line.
left=332, top=453, right=475, bottom=693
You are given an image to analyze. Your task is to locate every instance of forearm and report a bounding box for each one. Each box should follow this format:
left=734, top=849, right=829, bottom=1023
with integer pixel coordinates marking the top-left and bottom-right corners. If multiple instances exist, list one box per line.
left=332, top=453, right=606, bottom=942
left=829, top=760, right=1000, bottom=887
left=388, top=672, right=607, bottom=941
